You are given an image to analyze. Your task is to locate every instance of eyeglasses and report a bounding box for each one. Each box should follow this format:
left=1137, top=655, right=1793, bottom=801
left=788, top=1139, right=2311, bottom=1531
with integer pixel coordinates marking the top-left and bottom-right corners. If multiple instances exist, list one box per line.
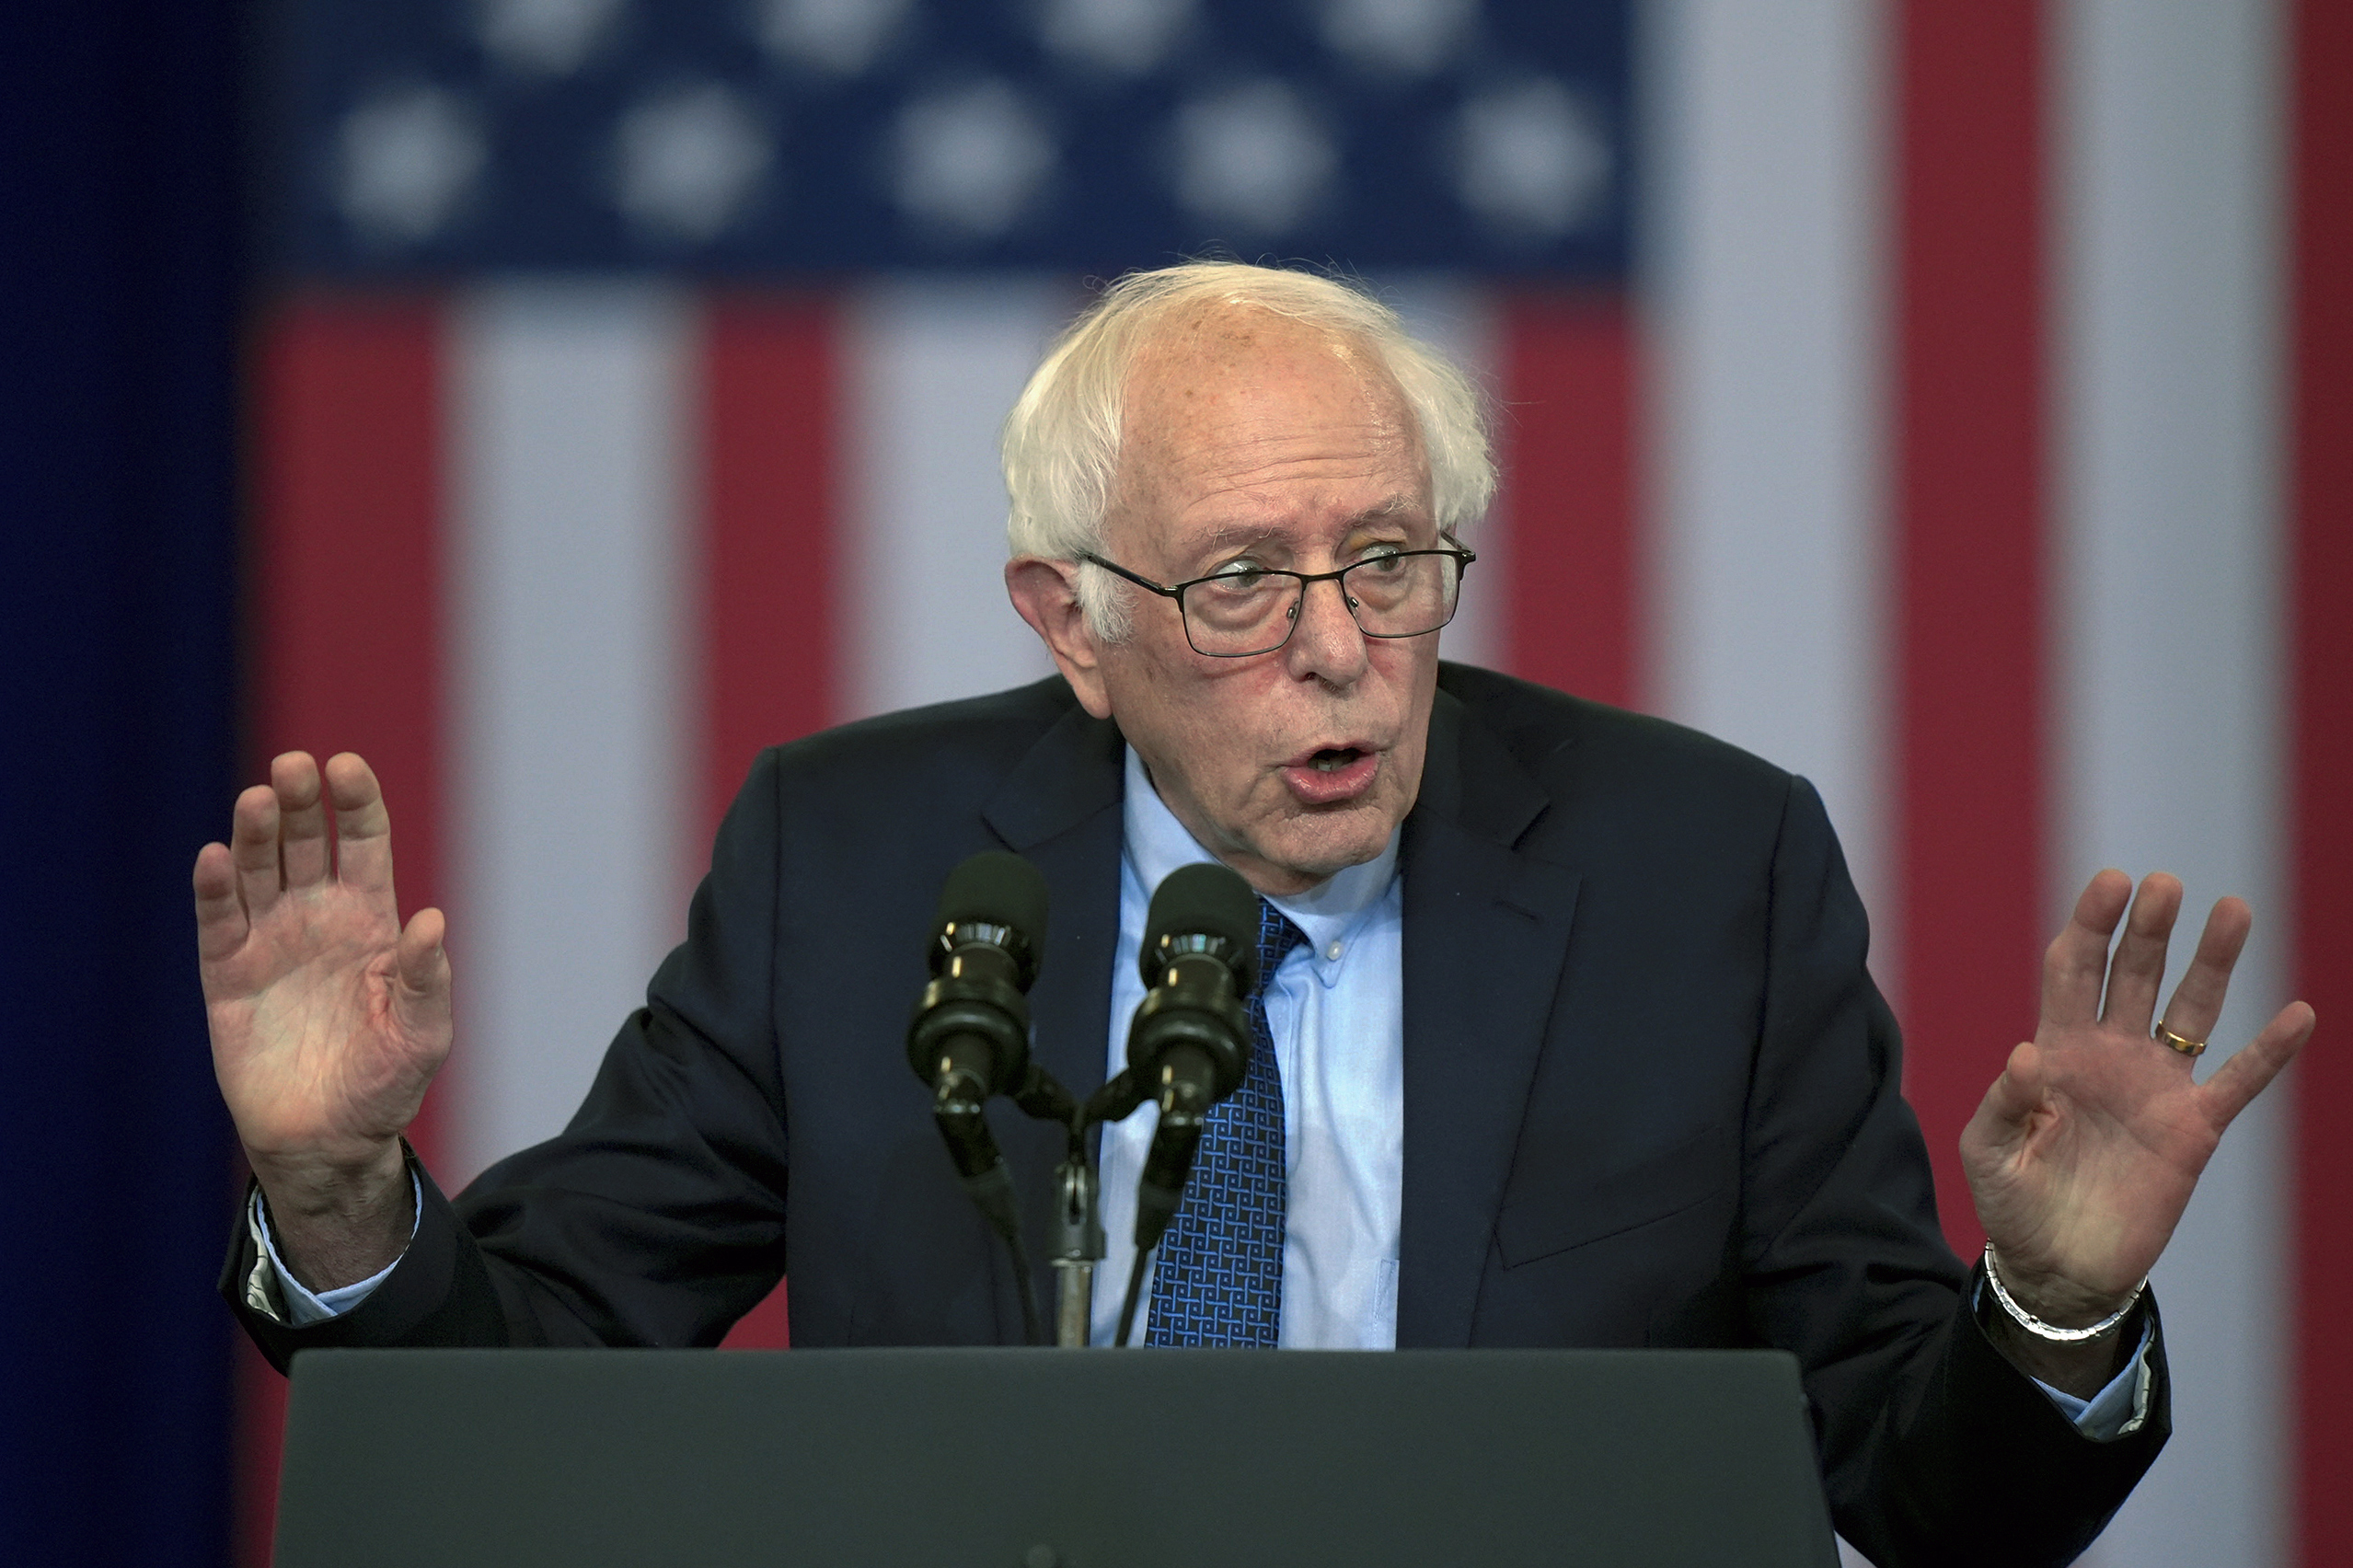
left=1078, top=546, right=1477, bottom=659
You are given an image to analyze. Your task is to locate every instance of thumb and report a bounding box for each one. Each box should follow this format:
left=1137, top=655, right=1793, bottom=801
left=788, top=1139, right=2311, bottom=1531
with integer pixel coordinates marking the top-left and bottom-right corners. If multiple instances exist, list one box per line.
left=394, top=906, right=451, bottom=1012
left=1966, top=1042, right=2044, bottom=1153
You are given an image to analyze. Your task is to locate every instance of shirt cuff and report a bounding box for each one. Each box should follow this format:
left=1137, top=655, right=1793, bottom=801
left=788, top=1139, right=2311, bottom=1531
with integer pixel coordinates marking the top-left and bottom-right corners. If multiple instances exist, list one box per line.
left=1976, top=1276, right=2158, bottom=1440
left=2029, top=1316, right=2155, bottom=1440
left=243, top=1170, right=422, bottom=1327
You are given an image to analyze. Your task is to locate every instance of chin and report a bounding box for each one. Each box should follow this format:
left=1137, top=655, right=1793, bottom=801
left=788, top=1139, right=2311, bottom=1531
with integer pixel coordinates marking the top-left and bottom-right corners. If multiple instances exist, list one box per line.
left=1263, top=815, right=1392, bottom=882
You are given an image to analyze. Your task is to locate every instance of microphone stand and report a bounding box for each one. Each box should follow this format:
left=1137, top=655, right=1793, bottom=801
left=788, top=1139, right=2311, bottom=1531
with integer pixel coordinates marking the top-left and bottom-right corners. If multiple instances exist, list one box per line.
left=1048, top=1122, right=1103, bottom=1348
left=1014, top=1074, right=1147, bottom=1347
left=1002, top=1066, right=1108, bottom=1348
left=960, top=1061, right=1162, bottom=1348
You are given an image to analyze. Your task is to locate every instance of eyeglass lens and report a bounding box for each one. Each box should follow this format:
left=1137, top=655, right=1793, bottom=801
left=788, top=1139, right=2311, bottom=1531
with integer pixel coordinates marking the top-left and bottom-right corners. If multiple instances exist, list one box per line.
left=1183, top=554, right=1461, bottom=656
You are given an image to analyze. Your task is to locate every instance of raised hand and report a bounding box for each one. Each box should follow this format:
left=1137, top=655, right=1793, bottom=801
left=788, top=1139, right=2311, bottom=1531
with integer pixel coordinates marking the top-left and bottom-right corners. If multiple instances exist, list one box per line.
left=193, top=752, right=453, bottom=1288
left=1961, top=870, right=2314, bottom=1382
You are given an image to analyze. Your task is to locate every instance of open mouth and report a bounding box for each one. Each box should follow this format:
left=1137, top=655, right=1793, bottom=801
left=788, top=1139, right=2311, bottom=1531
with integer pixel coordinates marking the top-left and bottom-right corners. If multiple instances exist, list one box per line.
left=1281, top=743, right=1381, bottom=805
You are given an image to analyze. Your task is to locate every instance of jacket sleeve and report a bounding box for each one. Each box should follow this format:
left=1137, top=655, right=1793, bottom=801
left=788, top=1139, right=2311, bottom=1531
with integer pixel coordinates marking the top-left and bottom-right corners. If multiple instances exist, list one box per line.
left=1741, top=775, right=2168, bottom=1568
left=220, top=747, right=795, bottom=1370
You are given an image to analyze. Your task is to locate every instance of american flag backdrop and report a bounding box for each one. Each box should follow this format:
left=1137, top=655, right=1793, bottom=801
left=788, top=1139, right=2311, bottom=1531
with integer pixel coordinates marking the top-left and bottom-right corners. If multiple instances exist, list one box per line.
left=239, top=2, right=2349, bottom=1565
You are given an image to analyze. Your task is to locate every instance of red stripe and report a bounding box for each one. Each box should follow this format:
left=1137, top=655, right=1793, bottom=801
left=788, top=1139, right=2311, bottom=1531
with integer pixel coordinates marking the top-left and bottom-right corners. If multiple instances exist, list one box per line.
left=699, top=293, right=841, bottom=1350
left=698, top=293, right=842, bottom=840
left=1497, top=294, right=1641, bottom=709
left=1891, top=0, right=2048, bottom=1258
left=2292, top=0, right=2353, bottom=1557
left=243, top=293, right=447, bottom=1561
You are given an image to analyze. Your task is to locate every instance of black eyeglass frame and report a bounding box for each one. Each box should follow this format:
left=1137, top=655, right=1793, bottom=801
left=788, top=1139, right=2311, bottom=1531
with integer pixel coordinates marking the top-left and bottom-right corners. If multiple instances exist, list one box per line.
left=1077, top=545, right=1478, bottom=659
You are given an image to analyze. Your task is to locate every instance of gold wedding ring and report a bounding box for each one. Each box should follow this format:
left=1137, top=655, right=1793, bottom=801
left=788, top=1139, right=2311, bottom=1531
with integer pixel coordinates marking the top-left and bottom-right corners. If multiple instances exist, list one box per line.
left=2154, top=1023, right=2208, bottom=1057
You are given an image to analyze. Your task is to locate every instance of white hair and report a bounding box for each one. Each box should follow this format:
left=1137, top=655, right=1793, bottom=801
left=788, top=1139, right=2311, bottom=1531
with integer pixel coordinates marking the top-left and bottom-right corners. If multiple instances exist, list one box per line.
left=1001, top=261, right=1495, bottom=640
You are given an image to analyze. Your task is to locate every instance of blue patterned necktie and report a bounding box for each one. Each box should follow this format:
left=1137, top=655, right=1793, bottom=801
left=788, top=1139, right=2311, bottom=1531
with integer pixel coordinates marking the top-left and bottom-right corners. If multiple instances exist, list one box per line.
left=1146, top=897, right=1308, bottom=1347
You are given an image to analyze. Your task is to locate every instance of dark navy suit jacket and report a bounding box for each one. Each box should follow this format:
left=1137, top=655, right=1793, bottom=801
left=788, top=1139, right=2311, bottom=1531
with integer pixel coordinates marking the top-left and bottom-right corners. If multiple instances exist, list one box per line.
left=225, top=664, right=2165, bottom=1566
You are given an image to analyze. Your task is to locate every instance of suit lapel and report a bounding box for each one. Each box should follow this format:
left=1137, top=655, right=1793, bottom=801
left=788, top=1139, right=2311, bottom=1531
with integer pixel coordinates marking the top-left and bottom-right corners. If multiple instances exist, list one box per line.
left=980, top=697, right=1125, bottom=1105
left=1396, top=685, right=1583, bottom=1348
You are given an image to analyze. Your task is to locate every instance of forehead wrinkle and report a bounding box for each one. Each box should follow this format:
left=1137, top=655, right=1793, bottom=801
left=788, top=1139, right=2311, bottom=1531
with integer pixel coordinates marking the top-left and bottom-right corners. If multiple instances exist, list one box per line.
left=1155, top=403, right=1420, bottom=499
left=1122, top=317, right=1405, bottom=455
left=1191, top=492, right=1423, bottom=540
left=1125, top=427, right=1411, bottom=532
left=1175, top=448, right=1410, bottom=513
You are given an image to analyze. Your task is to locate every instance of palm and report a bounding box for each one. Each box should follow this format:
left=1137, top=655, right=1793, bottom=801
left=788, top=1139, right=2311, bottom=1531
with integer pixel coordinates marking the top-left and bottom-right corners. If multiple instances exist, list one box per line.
left=194, top=753, right=452, bottom=1173
left=1961, top=870, right=2313, bottom=1314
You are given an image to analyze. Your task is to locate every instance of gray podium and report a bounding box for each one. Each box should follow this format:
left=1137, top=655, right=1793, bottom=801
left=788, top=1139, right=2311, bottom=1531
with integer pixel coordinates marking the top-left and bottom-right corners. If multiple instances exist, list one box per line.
left=273, top=1347, right=1840, bottom=1568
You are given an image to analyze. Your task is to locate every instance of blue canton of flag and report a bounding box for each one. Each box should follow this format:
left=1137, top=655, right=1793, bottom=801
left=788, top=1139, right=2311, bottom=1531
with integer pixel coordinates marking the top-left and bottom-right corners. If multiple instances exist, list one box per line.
left=275, top=0, right=1630, bottom=279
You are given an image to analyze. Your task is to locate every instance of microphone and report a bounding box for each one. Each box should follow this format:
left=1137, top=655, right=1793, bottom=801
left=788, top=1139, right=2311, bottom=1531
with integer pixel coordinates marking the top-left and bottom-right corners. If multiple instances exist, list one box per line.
left=1125, top=862, right=1260, bottom=1256
left=905, top=851, right=1049, bottom=1343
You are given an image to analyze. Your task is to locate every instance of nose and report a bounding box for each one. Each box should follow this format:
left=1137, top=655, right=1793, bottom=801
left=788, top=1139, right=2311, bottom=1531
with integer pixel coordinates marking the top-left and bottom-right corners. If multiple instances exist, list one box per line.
left=1281, top=573, right=1369, bottom=685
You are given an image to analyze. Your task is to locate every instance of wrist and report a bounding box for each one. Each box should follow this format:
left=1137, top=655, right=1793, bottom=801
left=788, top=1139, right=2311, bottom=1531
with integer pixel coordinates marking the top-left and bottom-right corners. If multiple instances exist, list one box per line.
left=1980, top=1288, right=2139, bottom=1400
left=1978, top=1247, right=2145, bottom=1401
left=1982, top=1241, right=2142, bottom=1333
left=255, top=1142, right=415, bottom=1294
left=249, top=1136, right=409, bottom=1226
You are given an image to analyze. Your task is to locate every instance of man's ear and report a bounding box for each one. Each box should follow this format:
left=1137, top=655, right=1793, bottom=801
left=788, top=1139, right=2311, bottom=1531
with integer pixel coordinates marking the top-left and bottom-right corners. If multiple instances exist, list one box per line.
left=1006, top=556, right=1114, bottom=719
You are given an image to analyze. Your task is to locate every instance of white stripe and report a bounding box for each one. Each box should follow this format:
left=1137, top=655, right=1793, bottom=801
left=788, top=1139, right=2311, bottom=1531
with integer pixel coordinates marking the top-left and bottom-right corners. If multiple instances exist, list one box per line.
left=1644, top=0, right=1893, bottom=978
left=1649, top=14, right=1889, bottom=1562
left=2050, top=2, right=2287, bottom=1562
left=1380, top=277, right=1505, bottom=673
left=445, top=282, right=697, bottom=1187
left=841, top=279, right=1069, bottom=720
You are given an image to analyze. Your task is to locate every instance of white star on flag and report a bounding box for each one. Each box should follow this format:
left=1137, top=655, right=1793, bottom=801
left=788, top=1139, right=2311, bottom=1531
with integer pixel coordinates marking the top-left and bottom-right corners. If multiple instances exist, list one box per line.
left=1317, top=0, right=1476, bottom=75
left=1453, top=78, right=1608, bottom=238
left=477, top=0, right=625, bottom=76
left=890, top=81, right=1058, bottom=243
left=1038, top=0, right=1195, bottom=76
left=612, top=83, right=773, bottom=244
left=756, top=0, right=911, bottom=77
left=1171, top=79, right=1337, bottom=237
left=337, top=86, right=487, bottom=246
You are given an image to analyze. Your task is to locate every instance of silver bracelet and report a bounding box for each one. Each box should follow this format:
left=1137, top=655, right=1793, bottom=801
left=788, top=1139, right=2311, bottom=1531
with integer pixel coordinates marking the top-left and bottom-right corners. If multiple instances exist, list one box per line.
left=1982, top=1242, right=2146, bottom=1343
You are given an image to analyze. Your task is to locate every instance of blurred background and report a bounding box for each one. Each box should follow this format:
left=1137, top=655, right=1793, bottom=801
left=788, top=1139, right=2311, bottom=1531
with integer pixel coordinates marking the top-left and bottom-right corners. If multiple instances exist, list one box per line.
left=2, top=0, right=2343, bottom=1563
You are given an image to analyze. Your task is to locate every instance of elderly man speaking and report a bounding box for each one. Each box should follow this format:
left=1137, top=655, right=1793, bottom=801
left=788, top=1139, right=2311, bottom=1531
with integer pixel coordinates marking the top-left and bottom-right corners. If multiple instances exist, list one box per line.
left=198, top=262, right=2313, bottom=1566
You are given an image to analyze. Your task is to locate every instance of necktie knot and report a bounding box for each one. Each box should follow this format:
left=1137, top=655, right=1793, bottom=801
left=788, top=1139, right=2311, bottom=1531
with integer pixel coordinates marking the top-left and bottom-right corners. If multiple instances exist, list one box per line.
left=1256, top=898, right=1309, bottom=994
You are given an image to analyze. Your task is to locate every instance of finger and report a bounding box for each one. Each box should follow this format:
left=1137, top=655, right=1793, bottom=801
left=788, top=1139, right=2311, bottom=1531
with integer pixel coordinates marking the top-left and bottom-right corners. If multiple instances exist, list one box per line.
left=2099, top=872, right=2183, bottom=1033
left=324, top=753, right=396, bottom=899
left=272, top=752, right=330, bottom=891
left=2201, top=1000, right=2318, bottom=1129
left=2155, top=896, right=2253, bottom=1048
left=2042, top=870, right=2132, bottom=1027
left=192, top=842, right=248, bottom=963
left=229, top=783, right=283, bottom=918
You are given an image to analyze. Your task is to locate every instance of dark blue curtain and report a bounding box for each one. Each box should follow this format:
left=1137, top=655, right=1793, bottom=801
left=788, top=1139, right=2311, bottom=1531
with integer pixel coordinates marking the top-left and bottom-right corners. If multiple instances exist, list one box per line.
left=0, top=3, right=241, bottom=1563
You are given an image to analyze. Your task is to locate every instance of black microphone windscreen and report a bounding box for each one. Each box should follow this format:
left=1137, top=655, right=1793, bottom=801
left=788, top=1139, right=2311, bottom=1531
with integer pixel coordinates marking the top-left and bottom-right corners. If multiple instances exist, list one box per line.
left=1143, top=862, right=1262, bottom=995
left=937, top=850, right=1049, bottom=947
